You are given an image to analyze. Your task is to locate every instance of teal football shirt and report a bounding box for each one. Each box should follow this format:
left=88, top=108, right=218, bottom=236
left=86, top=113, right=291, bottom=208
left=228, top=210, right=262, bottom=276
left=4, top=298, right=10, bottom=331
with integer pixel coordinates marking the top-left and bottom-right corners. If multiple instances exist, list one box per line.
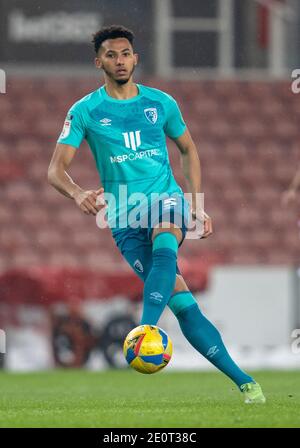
left=57, top=83, right=187, bottom=231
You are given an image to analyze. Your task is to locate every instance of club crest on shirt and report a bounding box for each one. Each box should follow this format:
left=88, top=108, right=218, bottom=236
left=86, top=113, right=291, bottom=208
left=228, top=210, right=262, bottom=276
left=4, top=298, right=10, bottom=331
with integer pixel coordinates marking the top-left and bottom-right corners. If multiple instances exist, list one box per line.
left=144, top=107, right=158, bottom=124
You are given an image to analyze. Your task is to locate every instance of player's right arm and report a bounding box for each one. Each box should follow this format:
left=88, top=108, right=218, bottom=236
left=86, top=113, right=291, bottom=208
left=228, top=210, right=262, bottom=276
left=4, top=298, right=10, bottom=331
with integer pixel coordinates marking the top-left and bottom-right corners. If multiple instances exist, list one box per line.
left=49, top=103, right=105, bottom=215
left=48, top=143, right=104, bottom=215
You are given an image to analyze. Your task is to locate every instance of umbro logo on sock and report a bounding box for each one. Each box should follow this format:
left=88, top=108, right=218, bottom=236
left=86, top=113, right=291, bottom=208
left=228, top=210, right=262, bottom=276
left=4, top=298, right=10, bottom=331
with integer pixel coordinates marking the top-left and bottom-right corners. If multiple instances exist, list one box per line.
left=150, top=292, right=163, bottom=302
left=206, top=345, right=220, bottom=358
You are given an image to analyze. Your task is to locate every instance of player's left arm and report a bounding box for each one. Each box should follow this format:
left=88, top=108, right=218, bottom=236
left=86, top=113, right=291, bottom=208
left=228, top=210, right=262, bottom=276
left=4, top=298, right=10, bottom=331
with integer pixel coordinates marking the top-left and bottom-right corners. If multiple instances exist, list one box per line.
left=172, top=129, right=213, bottom=238
left=282, top=164, right=300, bottom=206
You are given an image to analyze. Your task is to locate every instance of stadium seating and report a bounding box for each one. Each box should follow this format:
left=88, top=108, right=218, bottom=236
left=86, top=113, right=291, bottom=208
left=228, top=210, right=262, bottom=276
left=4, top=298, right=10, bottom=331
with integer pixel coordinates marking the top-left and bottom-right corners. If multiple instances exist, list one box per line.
left=0, top=78, right=299, bottom=282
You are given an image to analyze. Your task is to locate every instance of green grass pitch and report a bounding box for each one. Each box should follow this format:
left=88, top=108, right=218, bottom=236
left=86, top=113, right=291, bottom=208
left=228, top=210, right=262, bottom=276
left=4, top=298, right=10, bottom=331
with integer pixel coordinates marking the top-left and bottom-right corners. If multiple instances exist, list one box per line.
left=0, top=370, right=299, bottom=427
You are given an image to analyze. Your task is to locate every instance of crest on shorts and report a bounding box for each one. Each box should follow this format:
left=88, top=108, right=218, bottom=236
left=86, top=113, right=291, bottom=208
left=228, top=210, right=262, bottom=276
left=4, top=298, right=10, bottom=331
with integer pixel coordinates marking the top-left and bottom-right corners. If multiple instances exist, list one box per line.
left=144, top=108, right=158, bottom=124
left=133, top=259, right=144, bottom=273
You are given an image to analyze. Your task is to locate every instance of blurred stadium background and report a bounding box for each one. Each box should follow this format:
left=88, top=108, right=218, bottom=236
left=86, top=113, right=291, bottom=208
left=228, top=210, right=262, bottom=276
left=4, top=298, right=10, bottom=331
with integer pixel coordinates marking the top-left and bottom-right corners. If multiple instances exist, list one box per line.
left=0, top=0, right=300, bottom=374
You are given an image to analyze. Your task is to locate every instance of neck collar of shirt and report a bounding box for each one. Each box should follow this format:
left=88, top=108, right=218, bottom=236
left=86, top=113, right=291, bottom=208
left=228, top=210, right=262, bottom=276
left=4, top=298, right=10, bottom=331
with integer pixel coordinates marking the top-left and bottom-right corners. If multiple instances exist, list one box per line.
left=100, top=83, right=143, bottom=103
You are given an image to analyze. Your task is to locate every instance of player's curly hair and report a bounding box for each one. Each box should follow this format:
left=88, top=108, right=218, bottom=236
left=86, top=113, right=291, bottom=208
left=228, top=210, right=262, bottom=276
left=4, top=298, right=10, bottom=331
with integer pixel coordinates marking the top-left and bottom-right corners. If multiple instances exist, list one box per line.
left=92, top=25, right=135, bottom=54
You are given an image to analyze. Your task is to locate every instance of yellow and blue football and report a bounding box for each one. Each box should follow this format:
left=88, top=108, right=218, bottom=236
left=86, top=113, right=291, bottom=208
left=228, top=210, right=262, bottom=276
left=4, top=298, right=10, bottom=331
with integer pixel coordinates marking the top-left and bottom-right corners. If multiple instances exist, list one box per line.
left=123, top=325, right=172, bottom=374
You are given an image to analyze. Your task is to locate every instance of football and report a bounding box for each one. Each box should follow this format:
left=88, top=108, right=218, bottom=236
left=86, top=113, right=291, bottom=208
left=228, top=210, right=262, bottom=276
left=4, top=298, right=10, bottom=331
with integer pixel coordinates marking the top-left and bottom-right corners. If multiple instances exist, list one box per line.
left=123, top=325, right=172, bottom=374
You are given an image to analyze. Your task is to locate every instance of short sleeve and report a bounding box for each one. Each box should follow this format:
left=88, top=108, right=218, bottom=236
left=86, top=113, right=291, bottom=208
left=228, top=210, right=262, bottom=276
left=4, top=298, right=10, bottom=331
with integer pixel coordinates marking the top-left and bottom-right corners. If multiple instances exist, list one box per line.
left=57, top=105, right=86, bottom=148
left=163, top=95, right=187, bottom=139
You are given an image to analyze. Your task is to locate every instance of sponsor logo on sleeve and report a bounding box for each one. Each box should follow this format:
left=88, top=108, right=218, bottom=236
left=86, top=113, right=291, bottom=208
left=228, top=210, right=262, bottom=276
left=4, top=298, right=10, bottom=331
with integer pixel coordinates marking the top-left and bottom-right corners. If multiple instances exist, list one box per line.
left=60, top=114, right=73, bottom=139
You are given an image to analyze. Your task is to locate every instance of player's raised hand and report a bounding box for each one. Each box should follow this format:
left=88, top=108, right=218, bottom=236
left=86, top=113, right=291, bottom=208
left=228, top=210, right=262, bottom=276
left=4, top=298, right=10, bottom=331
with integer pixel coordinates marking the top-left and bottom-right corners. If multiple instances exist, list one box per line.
left=73, top=187, right=106, bottom=215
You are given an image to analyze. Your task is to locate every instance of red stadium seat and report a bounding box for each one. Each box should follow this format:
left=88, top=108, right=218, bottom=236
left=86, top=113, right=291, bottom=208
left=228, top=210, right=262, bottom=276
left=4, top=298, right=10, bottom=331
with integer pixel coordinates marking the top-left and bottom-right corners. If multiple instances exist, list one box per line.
left=0, top=78, right=298, bottom=271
